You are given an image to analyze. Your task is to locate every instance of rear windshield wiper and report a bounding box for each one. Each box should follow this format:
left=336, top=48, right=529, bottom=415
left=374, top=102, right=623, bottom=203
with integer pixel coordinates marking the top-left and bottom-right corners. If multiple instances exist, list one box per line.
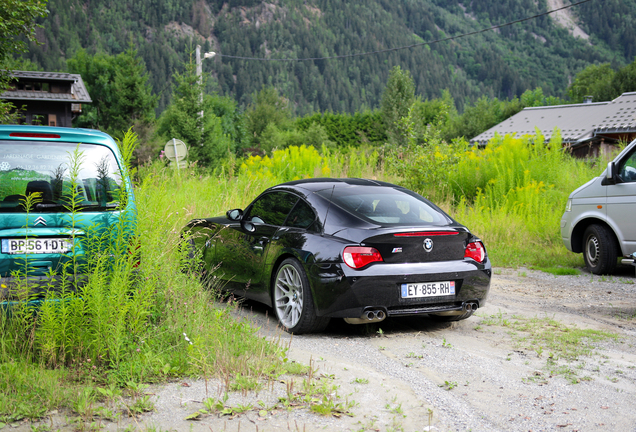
left=33, top=203, right=66, bottom=211
left=32, top=202, right=120, bottom=211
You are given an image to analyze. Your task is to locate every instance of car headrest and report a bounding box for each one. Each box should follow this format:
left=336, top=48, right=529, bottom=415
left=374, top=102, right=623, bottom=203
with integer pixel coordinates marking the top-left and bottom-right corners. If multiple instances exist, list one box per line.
left=26, top=180, right=53, bottom=201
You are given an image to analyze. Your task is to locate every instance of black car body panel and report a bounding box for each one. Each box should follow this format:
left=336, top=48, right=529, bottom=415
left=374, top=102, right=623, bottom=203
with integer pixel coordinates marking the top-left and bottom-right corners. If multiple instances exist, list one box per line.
left=183, top=178, right=491, bottom=330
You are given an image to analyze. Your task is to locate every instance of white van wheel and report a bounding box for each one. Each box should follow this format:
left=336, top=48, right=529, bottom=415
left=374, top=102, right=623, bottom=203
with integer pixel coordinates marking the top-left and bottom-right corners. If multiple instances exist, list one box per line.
left=583, top=225, right=618, bottom=275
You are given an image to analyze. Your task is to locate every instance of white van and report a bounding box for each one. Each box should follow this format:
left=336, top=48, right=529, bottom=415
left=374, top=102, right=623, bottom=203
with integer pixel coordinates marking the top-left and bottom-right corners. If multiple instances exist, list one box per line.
left=561, top=139, right=636, bottom=274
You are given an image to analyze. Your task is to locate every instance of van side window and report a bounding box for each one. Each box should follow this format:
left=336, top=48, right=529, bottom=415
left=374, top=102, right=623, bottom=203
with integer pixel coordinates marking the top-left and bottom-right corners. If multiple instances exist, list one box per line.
left=618, top=150, right=636, bottom=183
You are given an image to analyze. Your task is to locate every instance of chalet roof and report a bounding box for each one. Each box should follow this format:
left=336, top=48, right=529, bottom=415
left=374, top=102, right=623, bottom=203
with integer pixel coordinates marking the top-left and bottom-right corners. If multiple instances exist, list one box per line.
left=470, top=92, right=636, bottom=145
left=0, top=70, right=92, bottom=103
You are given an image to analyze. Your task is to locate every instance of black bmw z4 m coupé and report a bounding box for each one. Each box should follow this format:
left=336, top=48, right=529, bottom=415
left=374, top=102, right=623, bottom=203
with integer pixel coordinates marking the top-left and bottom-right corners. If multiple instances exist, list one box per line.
left=183, top=178, right=491, bottom=334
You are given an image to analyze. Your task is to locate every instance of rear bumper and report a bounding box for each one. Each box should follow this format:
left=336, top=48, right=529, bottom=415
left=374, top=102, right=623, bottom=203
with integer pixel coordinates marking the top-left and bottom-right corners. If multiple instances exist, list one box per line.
left=0, top=274, right=85, bottom=303
left=309, top=259, right=491, bottom=318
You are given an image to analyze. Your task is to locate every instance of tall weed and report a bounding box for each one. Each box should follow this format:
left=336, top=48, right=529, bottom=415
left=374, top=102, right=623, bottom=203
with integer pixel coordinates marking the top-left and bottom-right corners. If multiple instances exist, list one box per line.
left=0, top=131, right=286, bottom=422
left=239, top=143, right=386, bottom=185
left=394, top=130, right=603, bottom=267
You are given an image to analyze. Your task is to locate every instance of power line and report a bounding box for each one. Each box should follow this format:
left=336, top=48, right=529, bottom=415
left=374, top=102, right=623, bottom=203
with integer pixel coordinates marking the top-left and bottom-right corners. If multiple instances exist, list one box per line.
left=215, top=0, right=594, bottom=62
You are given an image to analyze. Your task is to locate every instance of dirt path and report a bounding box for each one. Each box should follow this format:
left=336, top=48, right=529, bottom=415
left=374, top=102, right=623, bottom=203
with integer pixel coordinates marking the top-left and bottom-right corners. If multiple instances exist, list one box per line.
left=17, top=266, right=636, bottom=431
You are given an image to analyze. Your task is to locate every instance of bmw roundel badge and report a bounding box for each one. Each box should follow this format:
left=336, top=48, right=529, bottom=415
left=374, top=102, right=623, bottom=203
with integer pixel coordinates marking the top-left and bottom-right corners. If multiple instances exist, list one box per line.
left=423, top=238, right=433, bottom=252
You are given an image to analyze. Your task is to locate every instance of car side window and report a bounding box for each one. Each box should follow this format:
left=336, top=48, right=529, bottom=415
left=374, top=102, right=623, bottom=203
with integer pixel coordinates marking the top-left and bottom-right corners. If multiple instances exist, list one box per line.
left=246, top=192, right=298, bottom=226
left=284, top=199, right=316, bottom=229
left=618, top=150, right=636, bottom=183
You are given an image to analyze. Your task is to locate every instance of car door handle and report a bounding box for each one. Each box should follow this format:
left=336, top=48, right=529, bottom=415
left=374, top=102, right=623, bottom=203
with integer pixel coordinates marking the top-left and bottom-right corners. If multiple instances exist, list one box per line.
left=251, top=237, right=269, bottom=251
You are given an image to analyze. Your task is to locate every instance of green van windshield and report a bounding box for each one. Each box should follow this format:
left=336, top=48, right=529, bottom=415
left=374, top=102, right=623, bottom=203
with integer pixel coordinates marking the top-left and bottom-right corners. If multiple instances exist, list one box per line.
left=0, top=141, right=124, bottom=213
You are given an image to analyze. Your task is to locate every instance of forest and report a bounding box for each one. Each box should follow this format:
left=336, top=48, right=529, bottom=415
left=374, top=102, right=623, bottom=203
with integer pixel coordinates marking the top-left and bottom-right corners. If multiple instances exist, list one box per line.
left=5, top=0, right=636, bottom=164
left=19, top=0, right=636, bottom=114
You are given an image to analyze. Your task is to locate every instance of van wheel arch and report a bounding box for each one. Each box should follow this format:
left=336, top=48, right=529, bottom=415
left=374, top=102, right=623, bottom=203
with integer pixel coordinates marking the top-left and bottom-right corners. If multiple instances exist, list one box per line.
left=571, top=219, right=621, bottom=256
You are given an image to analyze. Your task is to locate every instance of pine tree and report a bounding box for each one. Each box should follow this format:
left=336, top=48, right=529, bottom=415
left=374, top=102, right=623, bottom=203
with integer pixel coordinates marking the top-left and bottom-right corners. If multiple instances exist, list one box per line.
left=157, top=57, right=232, bottom=168
left=106, top=43, right=158, bottom=138
left=381, top=66, right=415, bottom=146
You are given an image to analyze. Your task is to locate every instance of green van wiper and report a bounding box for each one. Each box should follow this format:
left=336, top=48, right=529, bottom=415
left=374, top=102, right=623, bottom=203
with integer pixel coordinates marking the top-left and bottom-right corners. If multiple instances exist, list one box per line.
left=32, top=203, right=66, bottom=211
left=32, top=202, right=120, bottom=211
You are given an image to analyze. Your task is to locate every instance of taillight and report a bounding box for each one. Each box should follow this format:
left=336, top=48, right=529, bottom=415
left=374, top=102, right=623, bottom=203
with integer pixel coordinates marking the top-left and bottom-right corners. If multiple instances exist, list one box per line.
left=343, top=246, right=383, bottom=269
left=464, top=241, right=486, bottom=263
left=9, top=132, right=61, bottom=138
left=394, top=231, right=459, bottom=237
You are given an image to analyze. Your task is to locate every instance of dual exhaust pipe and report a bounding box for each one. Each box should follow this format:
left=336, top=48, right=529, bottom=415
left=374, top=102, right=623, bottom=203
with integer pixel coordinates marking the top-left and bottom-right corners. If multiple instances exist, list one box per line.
left=464, top=302, right=478, bottom=312
left=345, top=303, right=478, bottom=325
left=364, top=309, right=386, bottom=322
left=344, top=308, right=387, bottom=324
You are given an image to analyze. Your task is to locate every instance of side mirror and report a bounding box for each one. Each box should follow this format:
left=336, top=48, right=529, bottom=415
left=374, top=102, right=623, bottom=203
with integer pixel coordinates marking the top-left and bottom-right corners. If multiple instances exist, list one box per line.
left=606, top=161, right=615, bottom=181
left=226, top=209, right=243, bottom=221
left=602, top=161, right=618, bottom=185
left=242, top=221, right=256, bottom=233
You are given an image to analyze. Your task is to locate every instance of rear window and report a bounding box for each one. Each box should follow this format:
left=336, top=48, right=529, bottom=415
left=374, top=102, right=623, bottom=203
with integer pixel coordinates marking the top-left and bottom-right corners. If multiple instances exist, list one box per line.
left=317, top=186, right=452, bottom=226
left=0, top=141, right=125, bottom=213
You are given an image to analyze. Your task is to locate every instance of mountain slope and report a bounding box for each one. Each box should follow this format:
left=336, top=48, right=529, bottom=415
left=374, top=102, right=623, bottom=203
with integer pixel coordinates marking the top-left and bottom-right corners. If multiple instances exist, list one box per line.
left=24, top=0, right=636, bottom=114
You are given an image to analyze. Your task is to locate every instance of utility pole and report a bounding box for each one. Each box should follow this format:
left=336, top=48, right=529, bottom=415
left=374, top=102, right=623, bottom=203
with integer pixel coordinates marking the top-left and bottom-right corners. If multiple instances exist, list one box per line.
left=196, top=45, right=216, bottom=144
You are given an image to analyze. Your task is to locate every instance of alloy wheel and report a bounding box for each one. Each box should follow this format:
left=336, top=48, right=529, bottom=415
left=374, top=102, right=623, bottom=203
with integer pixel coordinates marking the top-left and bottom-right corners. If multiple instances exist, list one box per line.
left=274, top=264, right=304, bottom=329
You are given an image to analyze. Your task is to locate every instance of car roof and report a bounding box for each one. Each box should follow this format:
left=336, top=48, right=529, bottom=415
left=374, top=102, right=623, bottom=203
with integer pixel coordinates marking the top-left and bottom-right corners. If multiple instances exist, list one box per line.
left=0, top=125, right=118, bottom=151
left=276, top=178, right=400, bottom=193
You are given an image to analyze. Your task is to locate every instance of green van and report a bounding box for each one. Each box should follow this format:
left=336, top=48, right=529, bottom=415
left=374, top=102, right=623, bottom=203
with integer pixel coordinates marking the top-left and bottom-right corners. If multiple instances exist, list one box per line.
left=0, top=125, right=137, bottom=304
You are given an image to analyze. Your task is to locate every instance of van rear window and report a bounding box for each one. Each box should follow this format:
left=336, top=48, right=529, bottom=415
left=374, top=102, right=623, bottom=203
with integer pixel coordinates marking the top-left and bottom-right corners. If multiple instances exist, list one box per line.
left=0, top=141, right=124, bottom=213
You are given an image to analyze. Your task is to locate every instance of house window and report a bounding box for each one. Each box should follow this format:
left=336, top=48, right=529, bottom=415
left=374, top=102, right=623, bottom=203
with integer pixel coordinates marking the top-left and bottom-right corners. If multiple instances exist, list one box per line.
left=16, top=81, right=50, bottom=92
left=31, top=113, right=48, bottom=126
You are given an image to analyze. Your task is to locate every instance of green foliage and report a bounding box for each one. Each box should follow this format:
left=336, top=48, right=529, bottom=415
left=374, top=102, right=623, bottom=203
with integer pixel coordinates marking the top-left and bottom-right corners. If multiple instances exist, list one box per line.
left=239, top=145, right=330, bottom=183
left=0, top=0, right=48, bottom=59
left=260, top=122, right=335, bottom=154
left=381, top=66, right=415, bottom=146
left=157, top=56, right=233, bottom=167
left=610, top=60, right=636, bottom=99
left=296, top=111, right=386, bottom=147
left=238, top=144, right=385, bottom=184
left=568, top=63, right=616, bottom=103
left=391, top=126, right=603, bottom=268
left=443, top=96, right=522, bottom=141
left=245, top=86, right=292, bottom=149
left=0, top=0, right=48, bottom=122
left=107, top=43, right=158, bottom=137
left=567, top=57, right=636, bottom=104
left=68, top=46, right=157, bottom=139
left=24, top=0, right=636, bottom=117
left=449, top=133, right=601, bottom=267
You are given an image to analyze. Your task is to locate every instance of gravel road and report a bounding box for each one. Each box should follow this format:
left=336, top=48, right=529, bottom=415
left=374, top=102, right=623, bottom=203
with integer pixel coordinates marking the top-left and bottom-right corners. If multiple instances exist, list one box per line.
left=17, top=266, right=636, bottom=432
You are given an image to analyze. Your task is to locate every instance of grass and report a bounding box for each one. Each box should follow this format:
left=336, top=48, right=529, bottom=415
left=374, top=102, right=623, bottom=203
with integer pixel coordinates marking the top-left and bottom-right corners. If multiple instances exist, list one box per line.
left=479, top=310, right=620, bottom=383
left=531, top=266, right=581, bottom=276
left=0, top=133, right=290, bottom=427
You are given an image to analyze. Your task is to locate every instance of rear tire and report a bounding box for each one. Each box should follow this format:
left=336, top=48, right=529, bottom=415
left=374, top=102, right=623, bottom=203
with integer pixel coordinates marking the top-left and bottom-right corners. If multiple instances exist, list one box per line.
left=273, top=258, right=330, bottom=334
left=583, top=225, right=618, bottom=275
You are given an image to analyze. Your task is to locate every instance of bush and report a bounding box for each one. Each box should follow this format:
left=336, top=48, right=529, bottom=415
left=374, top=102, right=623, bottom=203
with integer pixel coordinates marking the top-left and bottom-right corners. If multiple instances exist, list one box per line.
left=390, top=130, right=603, bottom=267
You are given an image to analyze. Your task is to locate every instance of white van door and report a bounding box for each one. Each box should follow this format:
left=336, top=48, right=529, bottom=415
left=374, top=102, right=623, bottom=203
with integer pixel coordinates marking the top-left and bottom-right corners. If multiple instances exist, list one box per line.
left=606, top=147, right=636, bottom=254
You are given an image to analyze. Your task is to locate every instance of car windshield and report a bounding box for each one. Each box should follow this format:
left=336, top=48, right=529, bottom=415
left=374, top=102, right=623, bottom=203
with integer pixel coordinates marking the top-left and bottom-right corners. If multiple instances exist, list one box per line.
left=317, top=186, right=453, bottom=226
left=0, top=141, right=124, bottom=213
